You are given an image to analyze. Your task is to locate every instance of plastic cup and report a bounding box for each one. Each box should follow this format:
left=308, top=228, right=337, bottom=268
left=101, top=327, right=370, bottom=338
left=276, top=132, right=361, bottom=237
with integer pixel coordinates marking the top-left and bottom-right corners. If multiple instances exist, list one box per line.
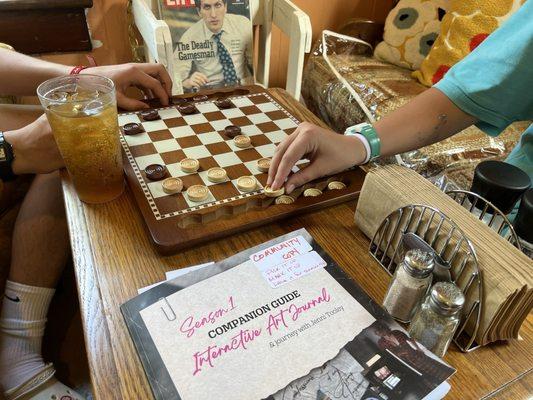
left=37, top=74, right=124, bottom=204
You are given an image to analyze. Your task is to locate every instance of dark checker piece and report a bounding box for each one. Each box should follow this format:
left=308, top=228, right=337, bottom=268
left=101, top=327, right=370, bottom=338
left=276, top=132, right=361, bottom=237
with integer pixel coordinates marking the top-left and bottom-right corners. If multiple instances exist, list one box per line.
left=178, top=102, right=197, bottom=115
left=215, top=98, right=233, bottom=109
left=145, top=164, right=167, bottom=181
left=171, top=97, right=188, bottom=105
left=140, top=109, right=160, bottom=121
left=123, top=122, right=144, bottom=135
left=224, top=125, right=241, bottom=138
left=193, top=94, right=209, bottom=102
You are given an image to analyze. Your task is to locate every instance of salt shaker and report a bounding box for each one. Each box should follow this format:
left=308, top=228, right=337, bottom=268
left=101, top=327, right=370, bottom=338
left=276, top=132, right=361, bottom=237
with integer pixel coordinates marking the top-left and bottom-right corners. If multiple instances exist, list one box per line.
left=382, top=249, right=434, bottom=323
left=408, top=282, right=465, bottom=357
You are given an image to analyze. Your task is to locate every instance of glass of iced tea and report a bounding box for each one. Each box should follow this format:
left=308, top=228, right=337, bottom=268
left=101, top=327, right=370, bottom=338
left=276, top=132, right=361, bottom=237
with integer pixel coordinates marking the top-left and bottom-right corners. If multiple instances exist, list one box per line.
left=37, top=74, right=124, bottom=204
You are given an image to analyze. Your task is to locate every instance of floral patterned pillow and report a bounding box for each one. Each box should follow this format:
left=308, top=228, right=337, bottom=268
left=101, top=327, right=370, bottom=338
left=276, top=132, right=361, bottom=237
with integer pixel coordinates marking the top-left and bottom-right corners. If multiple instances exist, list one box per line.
left=412, top=0, right=526, bottom=86
left=374, top=0, right=448, bottom=71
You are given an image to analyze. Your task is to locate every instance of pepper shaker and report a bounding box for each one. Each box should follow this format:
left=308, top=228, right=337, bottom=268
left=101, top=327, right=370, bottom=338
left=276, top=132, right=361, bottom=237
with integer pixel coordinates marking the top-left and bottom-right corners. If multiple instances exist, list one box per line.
left=408, top=282, right=465, bottom=357
left=382, top=249, right=434, bottom=323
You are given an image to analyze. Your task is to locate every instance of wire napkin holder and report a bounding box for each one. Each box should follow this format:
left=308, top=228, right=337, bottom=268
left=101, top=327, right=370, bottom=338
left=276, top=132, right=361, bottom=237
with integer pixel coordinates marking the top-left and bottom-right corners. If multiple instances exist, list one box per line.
left=369, top=204, right=482, bottom=352
left=446, top=189, right=521, bottom=251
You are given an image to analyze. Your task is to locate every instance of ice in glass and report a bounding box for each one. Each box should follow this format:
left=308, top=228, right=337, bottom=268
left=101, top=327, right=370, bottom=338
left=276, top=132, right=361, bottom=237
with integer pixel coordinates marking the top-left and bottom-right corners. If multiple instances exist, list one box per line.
left=37, top=75, right=124, bottom=203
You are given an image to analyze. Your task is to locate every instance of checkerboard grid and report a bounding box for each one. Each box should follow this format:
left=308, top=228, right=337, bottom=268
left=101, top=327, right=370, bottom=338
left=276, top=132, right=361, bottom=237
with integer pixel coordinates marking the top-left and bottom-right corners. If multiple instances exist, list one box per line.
left=119, top=92, right=300, bottom=220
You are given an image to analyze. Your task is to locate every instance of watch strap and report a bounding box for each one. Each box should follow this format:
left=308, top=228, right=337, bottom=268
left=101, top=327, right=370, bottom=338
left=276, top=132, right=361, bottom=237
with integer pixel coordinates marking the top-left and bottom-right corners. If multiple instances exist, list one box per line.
left=345, top=123, right=381, bottom=161
left=350, top=133, right=371, bottom=164
left=0, top=131, right=17, bottom=181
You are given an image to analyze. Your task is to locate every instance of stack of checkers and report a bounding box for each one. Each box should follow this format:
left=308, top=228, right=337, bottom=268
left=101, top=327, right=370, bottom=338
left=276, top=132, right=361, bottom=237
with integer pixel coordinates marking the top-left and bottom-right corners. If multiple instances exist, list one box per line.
left=117, top=91, right=349, bottom=218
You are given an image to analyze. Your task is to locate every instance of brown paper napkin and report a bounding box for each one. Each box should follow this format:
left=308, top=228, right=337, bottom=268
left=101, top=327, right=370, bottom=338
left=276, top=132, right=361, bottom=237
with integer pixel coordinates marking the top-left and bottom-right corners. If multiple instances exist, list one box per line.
left=355, top=165, right=532, bottom=346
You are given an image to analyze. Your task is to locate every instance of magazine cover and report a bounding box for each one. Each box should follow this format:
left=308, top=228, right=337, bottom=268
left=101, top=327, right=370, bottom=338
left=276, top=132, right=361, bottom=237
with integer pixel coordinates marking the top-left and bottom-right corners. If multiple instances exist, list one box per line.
left=121, top=228, right=455, bottom=400
left=158, top=0, right=254, bottom=93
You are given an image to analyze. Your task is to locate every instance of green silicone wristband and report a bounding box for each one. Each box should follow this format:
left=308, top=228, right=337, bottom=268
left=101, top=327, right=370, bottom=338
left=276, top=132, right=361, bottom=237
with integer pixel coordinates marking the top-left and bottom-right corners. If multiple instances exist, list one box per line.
left=360, top=124, right=381, bottom=161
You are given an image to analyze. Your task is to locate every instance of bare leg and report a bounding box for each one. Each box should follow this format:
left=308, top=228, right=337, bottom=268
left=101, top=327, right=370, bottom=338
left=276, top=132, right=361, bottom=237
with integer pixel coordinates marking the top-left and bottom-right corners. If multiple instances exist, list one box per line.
left=0, top=105, right=44, bottom=293
left=0, top=172, right=74, bottom=393
left=9, top=172, right=69, bottom=287
left=0, top=106, right=78, bottom=398
left=0, top=105, right=69, bottom=287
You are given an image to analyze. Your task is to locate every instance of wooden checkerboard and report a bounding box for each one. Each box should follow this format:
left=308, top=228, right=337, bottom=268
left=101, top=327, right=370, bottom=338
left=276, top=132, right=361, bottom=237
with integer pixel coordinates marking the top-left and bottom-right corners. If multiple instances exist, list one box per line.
left=118, top=86, right=365, bottom=254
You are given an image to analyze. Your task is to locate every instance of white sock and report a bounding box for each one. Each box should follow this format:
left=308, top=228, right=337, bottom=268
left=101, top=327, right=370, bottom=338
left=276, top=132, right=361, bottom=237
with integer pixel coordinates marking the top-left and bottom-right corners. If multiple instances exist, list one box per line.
left=0, top=280, right=55, bottom=391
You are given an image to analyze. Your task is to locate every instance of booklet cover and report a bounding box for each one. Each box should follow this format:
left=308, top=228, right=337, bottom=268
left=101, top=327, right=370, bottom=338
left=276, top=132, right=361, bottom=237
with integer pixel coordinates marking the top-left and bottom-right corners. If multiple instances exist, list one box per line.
left=158, top=0, right=254, bottom=93
left=121, top=229, right=454, bottom=400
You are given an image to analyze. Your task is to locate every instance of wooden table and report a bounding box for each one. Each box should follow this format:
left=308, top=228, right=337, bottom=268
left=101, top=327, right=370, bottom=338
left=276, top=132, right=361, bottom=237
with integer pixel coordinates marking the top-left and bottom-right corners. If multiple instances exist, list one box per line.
left=62, top=88, right=532, bottom=400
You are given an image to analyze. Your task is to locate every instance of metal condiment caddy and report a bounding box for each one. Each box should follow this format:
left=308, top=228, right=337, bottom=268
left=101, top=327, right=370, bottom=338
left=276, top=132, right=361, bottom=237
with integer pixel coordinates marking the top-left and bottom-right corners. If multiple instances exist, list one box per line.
left=369, top=204, right=483, bottom=353
left=446, top=189, right=522, bottom=251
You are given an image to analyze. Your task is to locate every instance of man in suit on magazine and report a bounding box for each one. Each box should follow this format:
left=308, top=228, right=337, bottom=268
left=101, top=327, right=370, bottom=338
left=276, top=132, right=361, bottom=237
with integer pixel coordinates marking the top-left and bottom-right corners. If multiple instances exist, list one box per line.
left=175, top=0, right=253, bottom=91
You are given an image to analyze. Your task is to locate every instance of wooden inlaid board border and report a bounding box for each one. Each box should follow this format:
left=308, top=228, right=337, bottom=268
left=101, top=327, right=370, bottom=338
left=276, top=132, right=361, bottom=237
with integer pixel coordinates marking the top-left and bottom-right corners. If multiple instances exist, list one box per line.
left=117, top=86, right=366, bottom=254
left=119, top=92, right=300, bottom=220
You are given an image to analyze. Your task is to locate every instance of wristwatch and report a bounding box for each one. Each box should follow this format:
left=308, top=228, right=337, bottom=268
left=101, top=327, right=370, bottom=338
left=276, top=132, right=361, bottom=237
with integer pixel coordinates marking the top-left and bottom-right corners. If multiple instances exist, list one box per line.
left=0, top=131, right=17, bottom=181
left=344, top=122, right=381, bottom=162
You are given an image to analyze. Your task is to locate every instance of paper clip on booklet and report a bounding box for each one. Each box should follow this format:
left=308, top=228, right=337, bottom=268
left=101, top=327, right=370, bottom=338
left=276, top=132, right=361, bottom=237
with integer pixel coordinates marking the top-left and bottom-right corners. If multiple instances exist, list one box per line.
left=121, top=228, right=454, bottom=400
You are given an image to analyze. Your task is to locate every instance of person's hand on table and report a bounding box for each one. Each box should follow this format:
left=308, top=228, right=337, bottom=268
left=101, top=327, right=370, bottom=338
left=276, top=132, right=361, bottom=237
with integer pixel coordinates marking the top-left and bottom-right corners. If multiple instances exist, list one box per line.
left=82, top=63, right=173, bottom=110
left=267, top=122, right=367, bottom=194
left=4, top=114, right=63, bottom=175
left=182, top=72, right=209, bottom=90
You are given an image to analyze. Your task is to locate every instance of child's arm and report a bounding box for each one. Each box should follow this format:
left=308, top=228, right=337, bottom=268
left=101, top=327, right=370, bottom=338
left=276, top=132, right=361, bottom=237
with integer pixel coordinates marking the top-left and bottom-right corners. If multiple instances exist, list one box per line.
left=0, top=48, right=172, bottom=109
left=375, top=88, right=477, bottom=157
left=267, top=88, right=477, bottom=193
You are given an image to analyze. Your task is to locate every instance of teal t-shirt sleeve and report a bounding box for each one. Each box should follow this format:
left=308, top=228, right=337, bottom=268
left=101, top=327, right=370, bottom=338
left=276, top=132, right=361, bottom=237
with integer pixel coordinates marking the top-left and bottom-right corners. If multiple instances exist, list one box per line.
left=434, top=1, right=533, bottom=137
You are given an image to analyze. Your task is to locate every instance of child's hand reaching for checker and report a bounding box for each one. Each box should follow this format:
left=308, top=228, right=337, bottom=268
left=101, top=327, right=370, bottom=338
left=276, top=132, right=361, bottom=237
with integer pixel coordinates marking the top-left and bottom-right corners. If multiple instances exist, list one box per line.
left=267, top=122, right=367, bottom=194
left=81, top=63, right=173, bottom=110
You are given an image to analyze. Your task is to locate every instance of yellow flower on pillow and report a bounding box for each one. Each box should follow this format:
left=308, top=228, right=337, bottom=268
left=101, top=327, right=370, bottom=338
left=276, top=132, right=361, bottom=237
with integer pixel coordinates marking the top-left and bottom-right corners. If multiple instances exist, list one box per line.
left=453, top=0, right=514, bottom=17
left=442, top=13, right=499, bottom=54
